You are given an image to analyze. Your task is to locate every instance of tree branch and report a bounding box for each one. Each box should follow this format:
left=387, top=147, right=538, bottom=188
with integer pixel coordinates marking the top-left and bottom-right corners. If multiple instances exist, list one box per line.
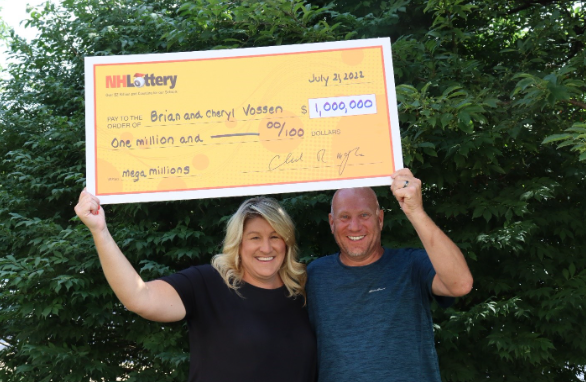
left=566, top=99, right=586, bottom=110
left=507, top=0, right=562, bottom=15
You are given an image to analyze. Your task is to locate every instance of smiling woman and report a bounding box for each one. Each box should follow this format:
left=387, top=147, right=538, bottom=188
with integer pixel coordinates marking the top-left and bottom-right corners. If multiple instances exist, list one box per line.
left=238, top=217, right=287, bottom=289
left=74, top=192, right=316, bottom=382
left=212, top=196, right=307, bottom=298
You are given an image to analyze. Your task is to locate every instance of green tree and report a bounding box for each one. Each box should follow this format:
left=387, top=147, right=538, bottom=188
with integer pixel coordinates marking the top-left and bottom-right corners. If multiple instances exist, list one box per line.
left=0, top=5, right=10, bottom=72
left=0, top=8, right=7, bottom=37
left=1, top=0, right=585, bottom=381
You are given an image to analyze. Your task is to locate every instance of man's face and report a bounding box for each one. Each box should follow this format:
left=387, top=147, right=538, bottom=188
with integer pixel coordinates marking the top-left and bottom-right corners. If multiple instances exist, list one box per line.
left=329, top=188, right=384, bottom=264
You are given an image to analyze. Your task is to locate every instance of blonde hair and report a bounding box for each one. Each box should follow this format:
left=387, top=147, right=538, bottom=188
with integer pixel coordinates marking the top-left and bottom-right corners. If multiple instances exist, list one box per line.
left=211, top=197, right=307, bottom=302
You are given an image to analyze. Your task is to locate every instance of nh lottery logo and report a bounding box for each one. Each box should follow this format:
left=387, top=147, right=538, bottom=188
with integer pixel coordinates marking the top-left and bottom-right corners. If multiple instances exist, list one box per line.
left=105, top=73, right=178, bottom=89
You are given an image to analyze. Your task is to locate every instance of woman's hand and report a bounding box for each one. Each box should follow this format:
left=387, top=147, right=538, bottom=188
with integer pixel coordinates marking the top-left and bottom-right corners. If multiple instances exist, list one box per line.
left=74, top=188, right=106, bottom=234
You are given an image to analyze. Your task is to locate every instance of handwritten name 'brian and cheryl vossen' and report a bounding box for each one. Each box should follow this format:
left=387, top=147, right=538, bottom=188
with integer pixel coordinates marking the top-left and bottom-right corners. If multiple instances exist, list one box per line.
left=149, top=104, right=284, bottom=123
left=106, top=104, right=285, bottom=130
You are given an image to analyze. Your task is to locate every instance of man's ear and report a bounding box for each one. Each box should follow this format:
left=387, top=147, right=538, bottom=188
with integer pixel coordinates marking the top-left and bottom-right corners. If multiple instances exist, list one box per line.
left=377, top=209, right=384, bottom=229
left=329, top=213, right=335, bottom=233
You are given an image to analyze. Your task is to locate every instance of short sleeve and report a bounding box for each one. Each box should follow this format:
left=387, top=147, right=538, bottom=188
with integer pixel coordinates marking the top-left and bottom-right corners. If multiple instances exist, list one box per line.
left=159, top=266, right=205, bottom=320
left=411, top=249, right=454, bottom=309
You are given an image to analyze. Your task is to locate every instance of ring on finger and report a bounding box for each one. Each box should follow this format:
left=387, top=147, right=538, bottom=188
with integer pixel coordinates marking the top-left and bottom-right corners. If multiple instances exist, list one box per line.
left=403, top=180, right=409, bottom=188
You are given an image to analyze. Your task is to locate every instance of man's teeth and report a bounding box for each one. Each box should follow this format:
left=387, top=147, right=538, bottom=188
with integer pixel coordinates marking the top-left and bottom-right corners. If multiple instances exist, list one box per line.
left=348, top=236, right=365, bottom=241
left=257, top=257, right=274, bottom=261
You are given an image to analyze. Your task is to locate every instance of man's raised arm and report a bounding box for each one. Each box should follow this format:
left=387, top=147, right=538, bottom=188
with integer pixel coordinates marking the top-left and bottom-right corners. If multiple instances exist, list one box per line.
left=390, top=169, right=473, bottom=297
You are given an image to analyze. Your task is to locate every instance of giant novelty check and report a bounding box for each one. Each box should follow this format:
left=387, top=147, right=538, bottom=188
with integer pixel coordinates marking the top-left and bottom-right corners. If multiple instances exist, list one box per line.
left=84, top=38, right=403, bottom=204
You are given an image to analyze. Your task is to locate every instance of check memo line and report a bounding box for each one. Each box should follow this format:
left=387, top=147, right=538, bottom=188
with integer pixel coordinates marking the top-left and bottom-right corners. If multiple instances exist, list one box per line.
left=211, top=133, right=261, bottom=138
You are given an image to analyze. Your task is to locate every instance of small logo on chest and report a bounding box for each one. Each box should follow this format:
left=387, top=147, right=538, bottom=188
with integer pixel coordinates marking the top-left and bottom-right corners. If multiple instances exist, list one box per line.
left=368, top=287, right=386, bottom=293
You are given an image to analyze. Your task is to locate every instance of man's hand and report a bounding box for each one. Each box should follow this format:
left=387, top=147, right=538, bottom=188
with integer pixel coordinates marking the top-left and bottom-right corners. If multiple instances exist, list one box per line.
left=390, top=168, right=424, bottom=217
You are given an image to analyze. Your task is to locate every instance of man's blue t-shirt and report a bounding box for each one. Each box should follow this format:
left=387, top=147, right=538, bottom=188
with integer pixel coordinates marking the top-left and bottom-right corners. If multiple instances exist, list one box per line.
left=306, top=248, right=453, bottom=382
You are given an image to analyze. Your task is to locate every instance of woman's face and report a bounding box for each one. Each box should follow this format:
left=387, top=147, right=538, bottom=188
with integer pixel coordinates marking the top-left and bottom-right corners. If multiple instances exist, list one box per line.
left=239, top=216, right=286, bottom=289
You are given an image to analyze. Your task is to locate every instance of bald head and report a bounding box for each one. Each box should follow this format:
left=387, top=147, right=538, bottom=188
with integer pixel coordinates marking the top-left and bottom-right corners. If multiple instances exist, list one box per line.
left=331, top=187, right=380, bottom=215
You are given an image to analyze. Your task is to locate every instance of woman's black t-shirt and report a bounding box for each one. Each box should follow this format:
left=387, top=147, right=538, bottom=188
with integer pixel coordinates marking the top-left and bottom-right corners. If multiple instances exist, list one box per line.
left=161, top=264, right=317, bottom=382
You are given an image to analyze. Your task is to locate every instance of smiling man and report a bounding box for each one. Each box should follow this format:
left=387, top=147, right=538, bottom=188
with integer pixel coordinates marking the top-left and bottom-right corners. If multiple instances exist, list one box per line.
left=306, top=168, right=473, bottom=382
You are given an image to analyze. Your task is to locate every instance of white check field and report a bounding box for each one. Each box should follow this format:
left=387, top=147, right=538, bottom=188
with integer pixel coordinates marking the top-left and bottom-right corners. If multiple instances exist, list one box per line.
left=308, top=94, right=377, bottom=119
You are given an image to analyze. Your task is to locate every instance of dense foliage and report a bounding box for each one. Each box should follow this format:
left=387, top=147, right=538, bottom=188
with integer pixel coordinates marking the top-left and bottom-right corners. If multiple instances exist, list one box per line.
left=0, top=7, right=10, bottom=72
left=1, top=0, right=584, bottom=381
